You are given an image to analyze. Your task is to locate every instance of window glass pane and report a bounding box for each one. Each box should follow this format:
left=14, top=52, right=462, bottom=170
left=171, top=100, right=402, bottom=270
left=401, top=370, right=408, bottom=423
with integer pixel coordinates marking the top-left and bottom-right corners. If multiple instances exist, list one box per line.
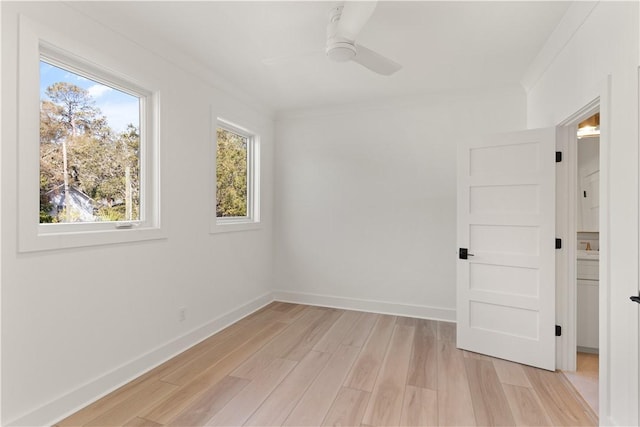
left=216, top=128, right=248, bottom=218
left=39, top=60, right=140, bottom=223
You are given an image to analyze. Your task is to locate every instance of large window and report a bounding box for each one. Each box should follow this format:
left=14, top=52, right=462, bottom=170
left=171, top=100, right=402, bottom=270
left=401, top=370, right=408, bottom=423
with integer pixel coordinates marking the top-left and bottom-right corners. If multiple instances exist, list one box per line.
left=212, top=119, right=260, bottom=232
left=17, top=17, right=163, bottom=251
left=39, top=60, right=141, bottom=224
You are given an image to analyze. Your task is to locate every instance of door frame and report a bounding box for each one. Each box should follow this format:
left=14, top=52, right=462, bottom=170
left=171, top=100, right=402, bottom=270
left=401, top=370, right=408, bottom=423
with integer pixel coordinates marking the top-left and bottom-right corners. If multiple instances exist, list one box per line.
left=555, top=76, right=611, bottom=421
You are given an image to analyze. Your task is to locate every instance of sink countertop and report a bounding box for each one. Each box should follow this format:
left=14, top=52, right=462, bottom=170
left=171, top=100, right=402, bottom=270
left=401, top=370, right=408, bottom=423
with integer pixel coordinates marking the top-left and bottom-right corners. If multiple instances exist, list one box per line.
left=577, top=249, right=600, bottom=261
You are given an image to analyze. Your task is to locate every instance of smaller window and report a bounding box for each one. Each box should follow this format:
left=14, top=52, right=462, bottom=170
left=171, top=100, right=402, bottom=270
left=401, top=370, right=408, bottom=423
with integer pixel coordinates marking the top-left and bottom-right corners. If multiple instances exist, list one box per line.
left=212, top=119, right=260, bottom=232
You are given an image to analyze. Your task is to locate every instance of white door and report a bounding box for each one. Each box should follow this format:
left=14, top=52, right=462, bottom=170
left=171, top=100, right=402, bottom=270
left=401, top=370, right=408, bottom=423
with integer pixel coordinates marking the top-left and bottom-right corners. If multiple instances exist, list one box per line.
left=457, top=128, right=556, bottom=371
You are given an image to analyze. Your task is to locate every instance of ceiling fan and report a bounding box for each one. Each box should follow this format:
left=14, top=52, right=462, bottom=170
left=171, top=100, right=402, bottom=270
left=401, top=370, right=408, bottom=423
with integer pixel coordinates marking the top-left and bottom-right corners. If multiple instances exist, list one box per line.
left=263, top=1, right=401, bottom=76
left=325, top=1, right=402, bottom=76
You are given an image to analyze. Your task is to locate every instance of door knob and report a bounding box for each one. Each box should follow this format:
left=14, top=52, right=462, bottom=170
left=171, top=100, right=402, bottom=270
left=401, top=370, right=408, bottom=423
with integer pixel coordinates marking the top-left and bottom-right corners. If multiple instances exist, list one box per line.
left=631, top=295, right=640, bottom=304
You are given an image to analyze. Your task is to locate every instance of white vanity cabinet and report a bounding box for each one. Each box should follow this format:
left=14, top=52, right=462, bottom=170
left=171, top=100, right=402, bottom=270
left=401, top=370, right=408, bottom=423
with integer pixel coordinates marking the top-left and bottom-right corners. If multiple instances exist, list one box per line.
left=577, top=258, right=599, bottom=351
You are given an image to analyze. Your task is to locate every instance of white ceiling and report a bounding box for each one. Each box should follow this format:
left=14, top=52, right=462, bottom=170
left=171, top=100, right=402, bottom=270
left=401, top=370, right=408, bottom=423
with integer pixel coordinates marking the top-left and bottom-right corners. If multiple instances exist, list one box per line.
left=70, top=1, right=571, bottom=112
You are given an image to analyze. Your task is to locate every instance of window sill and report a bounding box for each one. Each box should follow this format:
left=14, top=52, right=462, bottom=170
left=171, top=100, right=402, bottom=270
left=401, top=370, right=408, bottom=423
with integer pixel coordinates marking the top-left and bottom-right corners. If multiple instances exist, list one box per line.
left=210, top=220, right=261, bottom=234
left=19, top=224, right=168, bottom=252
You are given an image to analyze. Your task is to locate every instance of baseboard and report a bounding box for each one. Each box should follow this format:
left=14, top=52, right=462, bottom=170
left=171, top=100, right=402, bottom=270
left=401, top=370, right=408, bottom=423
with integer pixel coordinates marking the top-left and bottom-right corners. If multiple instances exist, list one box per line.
left=577, top=346, right=599, bottom=354
left=7, top=292, right=273, bottom=427
left=272, top=290, right=456, bottom=322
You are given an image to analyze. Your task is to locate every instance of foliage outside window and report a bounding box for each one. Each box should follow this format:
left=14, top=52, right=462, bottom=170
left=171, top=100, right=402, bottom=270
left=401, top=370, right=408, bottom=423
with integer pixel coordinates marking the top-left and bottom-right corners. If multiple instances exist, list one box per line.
left=18, top=21, right=163, bottom=252
left=216, top=126, right=250, bottom=218
left=39, top=60, right=140, bottom=224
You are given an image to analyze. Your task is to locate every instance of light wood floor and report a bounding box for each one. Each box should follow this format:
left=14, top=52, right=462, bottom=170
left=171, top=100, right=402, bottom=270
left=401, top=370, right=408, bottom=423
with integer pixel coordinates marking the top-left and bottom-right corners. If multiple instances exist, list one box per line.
left=563, top=352, right=599, bottom=414
left=56, top=303, right=597, bottom=426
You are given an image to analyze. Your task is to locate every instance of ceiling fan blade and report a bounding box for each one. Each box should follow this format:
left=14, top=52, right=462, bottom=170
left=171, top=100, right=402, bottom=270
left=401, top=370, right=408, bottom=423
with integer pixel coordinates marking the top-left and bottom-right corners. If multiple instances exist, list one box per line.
left=352, top=44, right=401, bottom=76
left=261, top=50, right=323, bottom=67
left=336, top=1, right=377, bottom=40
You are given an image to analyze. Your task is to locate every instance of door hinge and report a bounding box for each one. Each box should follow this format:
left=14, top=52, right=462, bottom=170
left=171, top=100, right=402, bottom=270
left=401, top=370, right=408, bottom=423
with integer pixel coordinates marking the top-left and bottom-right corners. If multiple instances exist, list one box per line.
left=555, top=238, right=562, bottom=249
left=584, top=190, right=587, bottom=198
left=459, top=248, right=474, bottom=260
left=555, top=325, right=562, bottom=336
left=556, top=151, right=562, bottom=163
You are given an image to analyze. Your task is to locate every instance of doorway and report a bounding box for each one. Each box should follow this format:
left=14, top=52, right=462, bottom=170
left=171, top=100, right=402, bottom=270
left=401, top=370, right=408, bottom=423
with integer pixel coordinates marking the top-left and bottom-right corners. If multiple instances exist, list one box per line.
left=562, top=112, right=600, bottom=413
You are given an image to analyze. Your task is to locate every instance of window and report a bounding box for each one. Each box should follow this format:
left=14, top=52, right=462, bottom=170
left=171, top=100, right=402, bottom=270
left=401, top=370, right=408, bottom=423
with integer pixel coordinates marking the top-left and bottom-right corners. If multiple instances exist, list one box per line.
left=39, top=59, right=141, bottom=224
left=211, top=119, right=260, bottom=232
left=18, top=17, right=164, bottom=251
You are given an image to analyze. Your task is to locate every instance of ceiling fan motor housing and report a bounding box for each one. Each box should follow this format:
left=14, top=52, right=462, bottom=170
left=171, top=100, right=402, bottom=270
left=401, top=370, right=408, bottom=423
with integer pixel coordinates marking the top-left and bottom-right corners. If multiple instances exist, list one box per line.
left=326, top=40, right=356, bottom=62
left=326, top=6, right=356, bottom=62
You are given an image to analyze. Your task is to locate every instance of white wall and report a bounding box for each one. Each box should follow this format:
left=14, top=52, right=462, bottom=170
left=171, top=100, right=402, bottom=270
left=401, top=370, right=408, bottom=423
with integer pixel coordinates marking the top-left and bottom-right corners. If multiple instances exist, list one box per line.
left=274, top=88, right=526, bottom=320
left=526, top=2, right=639, bottom=424
left=1, top=3, right=274, bottom=425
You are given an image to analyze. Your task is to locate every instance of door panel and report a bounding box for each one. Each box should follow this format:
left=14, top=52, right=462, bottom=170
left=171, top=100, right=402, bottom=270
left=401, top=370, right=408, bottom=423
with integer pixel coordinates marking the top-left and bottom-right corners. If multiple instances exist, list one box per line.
left=457, top=128, right=556, bottom=370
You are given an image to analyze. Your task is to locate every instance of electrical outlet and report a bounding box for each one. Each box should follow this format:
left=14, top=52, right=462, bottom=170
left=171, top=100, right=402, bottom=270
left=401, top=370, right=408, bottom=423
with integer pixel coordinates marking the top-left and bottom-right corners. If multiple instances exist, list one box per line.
left=178, top=307, right=186, bottom=322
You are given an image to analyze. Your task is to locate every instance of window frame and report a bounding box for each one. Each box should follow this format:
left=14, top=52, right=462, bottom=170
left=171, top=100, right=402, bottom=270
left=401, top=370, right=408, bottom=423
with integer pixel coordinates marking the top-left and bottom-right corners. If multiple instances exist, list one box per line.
left=18, top=16, right=165, bottom=252
left=210, top=116, right=261, bottom=233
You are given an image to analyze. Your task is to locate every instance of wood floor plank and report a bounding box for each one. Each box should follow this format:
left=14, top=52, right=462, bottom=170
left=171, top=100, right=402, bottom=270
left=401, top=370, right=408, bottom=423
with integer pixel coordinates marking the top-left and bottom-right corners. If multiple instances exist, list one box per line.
left=271, top=302, right=299, bottom=312
left=503, top=383, right=553, bottom=426
left=343, top=314, right=396, bottom=392
left=166, top=376, right=249, bottom=427
left=340, top=312, right=379, bottom=348
left=283, top=308, right=343, bottom=360
left=524, top=365, right=596, bottom=426
left=465, top=358, right=515, bottom=426
left=400, top=385, right=438, bottom=426
left=416, top=318, right=437, bottom=338
left=362, top=324, right=415, bottom=426
left=122, top=416, right=163, bottom=427
left=275, top=303, right=308, bottom=323
left=557, top=371, right=599, bottom=425
left=85, top=380, right=178, bottom=426
left=407, top=319, right=438, bottom=390
left=437, top=390, right=477, bottom=427
left=244, top=350, right=332, bottom=426
left=160, top=317, right=277, bottom=386
left=436, top=340, right=476, bottom=426
left=577, top=352, right=599, bottom=374
left=463, top=350, right=496, bottom=361
left=436, top=340, right=466, bottom=391
left=563, top=352, right=599, bottom=415
left=437, top=321, right=456, bottom=342
left=231, top=309, right=327, bottom=379
left=493, top=358, right=533, bottom=388
left=321, top=387, right=370, bottom=427
left=123, top=305, right=284, bottom=400
left=206, top=358, right=297, bottom=426
left=141, top=321, right=289, bottom=424
left=283, top=345, right=360, bottom=426
left=313, top=310, right=362, bottom=353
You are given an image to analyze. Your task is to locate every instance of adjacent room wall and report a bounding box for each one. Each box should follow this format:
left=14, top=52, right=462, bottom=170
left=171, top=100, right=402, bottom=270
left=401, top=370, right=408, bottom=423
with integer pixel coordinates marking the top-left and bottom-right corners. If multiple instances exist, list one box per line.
left=273, top=87, right=526, bottom=320
left=1, top=3, right=274, bottom=425
left=525, top=2, right=639, bottom=425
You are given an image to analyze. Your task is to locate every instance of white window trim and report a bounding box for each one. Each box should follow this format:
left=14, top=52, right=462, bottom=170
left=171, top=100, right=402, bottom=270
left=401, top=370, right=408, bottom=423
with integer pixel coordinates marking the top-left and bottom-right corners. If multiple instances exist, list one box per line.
left=210, top=114, right=261, bottom=234
left=17, top=15, right=165, bottom=252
